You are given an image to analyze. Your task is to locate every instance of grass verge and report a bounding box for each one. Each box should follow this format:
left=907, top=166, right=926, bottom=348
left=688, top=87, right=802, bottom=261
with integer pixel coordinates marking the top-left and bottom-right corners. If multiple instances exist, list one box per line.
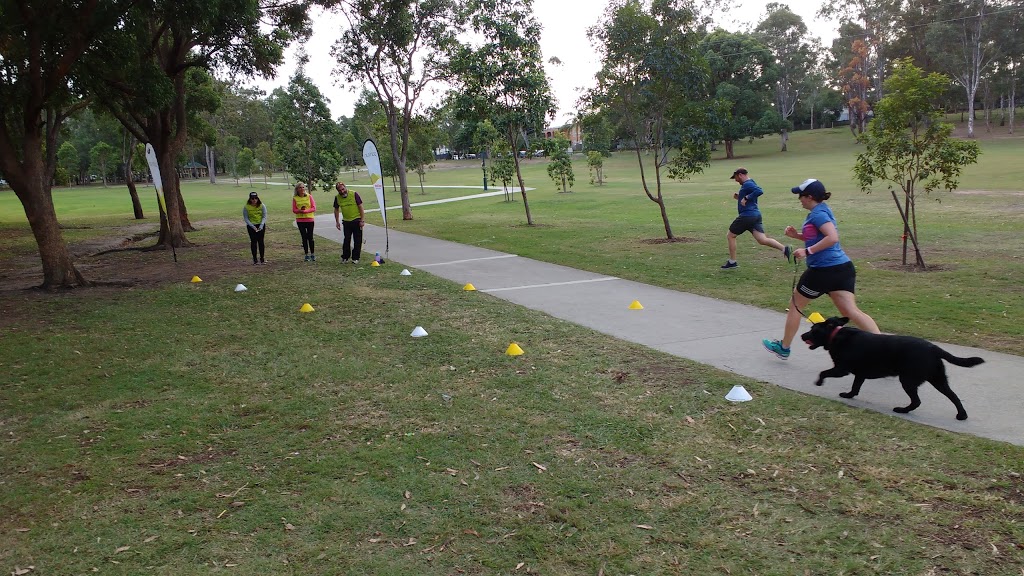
left=1, top=226, right=1022, bottom=575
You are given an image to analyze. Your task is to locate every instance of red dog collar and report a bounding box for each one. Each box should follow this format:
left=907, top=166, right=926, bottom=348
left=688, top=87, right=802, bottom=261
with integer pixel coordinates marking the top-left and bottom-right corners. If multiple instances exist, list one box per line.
left=828, top=325, right=843, bottom=345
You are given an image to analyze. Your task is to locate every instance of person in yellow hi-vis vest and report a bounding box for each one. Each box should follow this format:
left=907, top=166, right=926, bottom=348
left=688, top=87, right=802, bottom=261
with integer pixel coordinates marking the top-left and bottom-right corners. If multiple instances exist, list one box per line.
left=333, top=181, right=365, bottom=264
left=292, top=182, right=317, bottom=262
left=242, top=191, right=267, bottom=265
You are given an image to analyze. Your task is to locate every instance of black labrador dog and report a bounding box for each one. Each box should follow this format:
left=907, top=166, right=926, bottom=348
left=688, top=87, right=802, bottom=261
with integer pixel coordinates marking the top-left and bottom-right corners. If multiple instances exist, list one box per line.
left=801, top=317, right=984, bottom=420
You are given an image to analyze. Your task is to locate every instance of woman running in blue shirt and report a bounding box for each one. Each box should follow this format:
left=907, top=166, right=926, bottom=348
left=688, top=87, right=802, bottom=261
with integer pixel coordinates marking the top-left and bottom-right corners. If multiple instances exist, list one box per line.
left=762, top=179, right=880, bottom=360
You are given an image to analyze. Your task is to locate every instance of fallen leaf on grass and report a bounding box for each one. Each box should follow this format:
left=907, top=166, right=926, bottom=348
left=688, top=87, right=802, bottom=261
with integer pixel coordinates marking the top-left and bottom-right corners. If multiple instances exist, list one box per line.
left=114, top=546, right=130, bottom=553
left=515, top=562, right=525, bottom=570
left=685, top=416, right=695, bottom=424
left=532, top=462, right=547, bottom=472
left=404, top=537, right=417, bottom=547
left=635, top=524, right=653, bottom=530
left=143, top=535, right=158, bottom=543
left=15, top=528, right=30, bottom=532
left=404, top=491, right=412, bottom=499
left=12, top=567, right=35, bottom=575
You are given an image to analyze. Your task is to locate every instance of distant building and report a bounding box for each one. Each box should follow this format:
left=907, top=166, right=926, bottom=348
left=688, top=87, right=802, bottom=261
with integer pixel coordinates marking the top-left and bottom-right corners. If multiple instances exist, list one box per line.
left=544, top=122, right=583, bottom=149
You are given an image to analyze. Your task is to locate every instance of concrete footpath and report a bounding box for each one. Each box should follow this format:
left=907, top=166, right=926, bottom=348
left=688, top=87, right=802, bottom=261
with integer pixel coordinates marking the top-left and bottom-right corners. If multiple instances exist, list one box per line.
left=314, top=220, right=1022, bottom=447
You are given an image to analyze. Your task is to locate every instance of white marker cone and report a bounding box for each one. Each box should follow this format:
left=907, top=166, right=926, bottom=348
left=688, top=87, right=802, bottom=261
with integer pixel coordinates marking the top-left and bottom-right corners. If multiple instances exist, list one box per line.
left=400, top=269, right=412, bottom=276
left=410, top=326, right=428, bottom=338
left=234, top=284, right=247, bottom=292
left=725, top=385, right=753, bottom=402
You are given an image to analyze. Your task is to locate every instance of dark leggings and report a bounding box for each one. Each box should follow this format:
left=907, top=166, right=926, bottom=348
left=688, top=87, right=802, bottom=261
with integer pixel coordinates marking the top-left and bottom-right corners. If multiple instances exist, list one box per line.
left=247, top=226, right=266, bottom=262
left=297, top=221, right=315, bottom=254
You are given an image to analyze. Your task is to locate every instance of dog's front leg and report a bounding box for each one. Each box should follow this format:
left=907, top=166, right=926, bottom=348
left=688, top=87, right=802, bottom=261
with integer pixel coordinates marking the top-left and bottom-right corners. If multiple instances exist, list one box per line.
left=815, top=366, right=849, bottom=387
left=840, top=376, right=865, bottom=399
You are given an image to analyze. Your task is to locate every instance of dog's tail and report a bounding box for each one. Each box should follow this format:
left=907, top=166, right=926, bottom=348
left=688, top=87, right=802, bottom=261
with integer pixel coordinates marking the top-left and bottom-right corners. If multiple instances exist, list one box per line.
left=940, top=349, right=985, bottom=368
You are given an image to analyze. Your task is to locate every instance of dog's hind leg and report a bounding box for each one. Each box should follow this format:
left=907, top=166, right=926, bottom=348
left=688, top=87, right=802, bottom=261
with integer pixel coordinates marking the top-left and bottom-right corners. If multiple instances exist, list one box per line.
left=839, top=376, right=865, bottom=399
left=893, top=376, right=924, bottom=414
left=929, top=367, right=968, bottom=421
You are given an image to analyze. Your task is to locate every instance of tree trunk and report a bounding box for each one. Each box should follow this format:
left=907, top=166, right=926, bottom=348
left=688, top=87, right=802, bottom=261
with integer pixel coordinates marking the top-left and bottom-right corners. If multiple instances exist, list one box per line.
left=724, top=139, right=735, bottom=159
left=510, top=128, right=533, bottom=225
left=780, top=129, right=789, bottom=152
left=207, top=144, right=217, bottom=184
left=386, top=113, right=413, bottom=220
left=125, top=164, right=144, bottom=219
left=10, top=169, right=89, bottom=288
left=1010, top=65, right=1017, bottom=135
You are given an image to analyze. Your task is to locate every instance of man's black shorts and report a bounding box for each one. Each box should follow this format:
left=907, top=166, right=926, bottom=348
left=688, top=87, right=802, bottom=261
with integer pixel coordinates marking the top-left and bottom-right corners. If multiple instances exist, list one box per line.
left=797, top=261, right=856, bottom=299
left=729, top=215, right=765, bottom=235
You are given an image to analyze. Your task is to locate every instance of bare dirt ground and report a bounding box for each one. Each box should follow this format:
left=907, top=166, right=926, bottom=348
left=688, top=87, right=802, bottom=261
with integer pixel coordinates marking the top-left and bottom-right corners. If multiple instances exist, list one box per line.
left=0, top=220, right=258, bottom=328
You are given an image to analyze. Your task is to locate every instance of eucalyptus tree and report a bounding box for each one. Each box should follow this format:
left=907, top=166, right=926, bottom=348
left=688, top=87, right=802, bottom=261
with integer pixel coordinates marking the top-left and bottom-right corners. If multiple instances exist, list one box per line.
left=754, top=3, right=817, bottom=151
left=269, top=71, right=344, bottom=191
left=995, top=0, right=1024, bottom=133
left=586, top=0, right=716, bottom=239
left=452, top=0, right=555, bottom=225
left=65, top=108, right=121, bottom=182
left=57, top=142, right=79, bottom=187
left=332, top=0, right=464, bottom=220
left=819, top=0, right=903, bottom=102
left=0, top=0, right=135, bottom=287
left=408, top=116, right=442, bottom=193
left=543, top=134, right=574, bottom=193
left=223, top=135, right=242, bottom=184
left=472, top=119, right=499, bottom=190
left=237, top=147, right=256, bottom=187
left=254, top=141, right=277, bottom=187
left=700, top=30, right=779, bottom=159
left=853, top=59, right=980, bottom=268
left=92, top=0, right=308, bottom=249
left=121, top=129, right=145, bottom=218
left=89, top=142, right=117, bottom=186
left=925, top=0, right=1000, bottom=138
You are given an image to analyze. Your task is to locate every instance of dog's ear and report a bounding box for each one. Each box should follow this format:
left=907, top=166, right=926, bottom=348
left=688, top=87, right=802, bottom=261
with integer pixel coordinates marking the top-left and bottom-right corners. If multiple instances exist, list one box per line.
left=838, top=317, right=850, bottom=326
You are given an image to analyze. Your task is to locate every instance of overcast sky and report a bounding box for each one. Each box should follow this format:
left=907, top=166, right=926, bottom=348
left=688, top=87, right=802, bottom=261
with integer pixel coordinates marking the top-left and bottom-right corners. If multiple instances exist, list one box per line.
left=264, top=0, right=837, bottom=126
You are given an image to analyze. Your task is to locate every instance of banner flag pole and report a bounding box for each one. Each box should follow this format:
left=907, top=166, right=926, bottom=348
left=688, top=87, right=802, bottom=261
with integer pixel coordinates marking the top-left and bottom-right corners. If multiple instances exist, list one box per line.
left=361, top=139, right=389, bottom=258
left=144, top=143, right=176, bottom=262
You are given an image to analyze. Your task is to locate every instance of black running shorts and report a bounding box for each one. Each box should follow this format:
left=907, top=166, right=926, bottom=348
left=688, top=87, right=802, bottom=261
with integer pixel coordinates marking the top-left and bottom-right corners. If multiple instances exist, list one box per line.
left=797, top=261, right=856, bottom=299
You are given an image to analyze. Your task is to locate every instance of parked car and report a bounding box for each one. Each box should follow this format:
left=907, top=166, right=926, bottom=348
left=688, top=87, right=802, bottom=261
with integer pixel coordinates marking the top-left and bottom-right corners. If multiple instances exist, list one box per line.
left=0, top=178, right=7, bottom=187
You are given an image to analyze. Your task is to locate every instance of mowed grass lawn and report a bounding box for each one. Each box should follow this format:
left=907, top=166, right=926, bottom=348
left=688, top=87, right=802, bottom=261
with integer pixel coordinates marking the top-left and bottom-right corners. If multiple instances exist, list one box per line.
left=0, top=126, right=1022, bottom=574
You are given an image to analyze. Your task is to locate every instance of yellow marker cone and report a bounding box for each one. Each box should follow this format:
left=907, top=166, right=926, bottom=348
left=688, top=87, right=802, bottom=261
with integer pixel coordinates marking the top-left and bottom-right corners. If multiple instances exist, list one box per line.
left=370, top=260, right=380, bottom=267
left=191, top=276, right=202, bottom=283
left=628, top=300, right=643, bottom=310
left=808, top=312, right=825, bottom=324
left=299, top=303, right=315, bottom=313
left=463, top=283, right=476, bottom=291
left=505, top=343, right=524, bottom=356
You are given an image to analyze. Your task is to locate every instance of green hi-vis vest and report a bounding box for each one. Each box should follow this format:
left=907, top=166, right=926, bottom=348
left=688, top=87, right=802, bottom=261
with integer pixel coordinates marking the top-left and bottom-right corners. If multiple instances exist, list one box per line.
left=245, top=203, right=264, bottom=225
left=336, top=192, right=360, bottom=221
left=294, top=194, right=314, bottom=219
